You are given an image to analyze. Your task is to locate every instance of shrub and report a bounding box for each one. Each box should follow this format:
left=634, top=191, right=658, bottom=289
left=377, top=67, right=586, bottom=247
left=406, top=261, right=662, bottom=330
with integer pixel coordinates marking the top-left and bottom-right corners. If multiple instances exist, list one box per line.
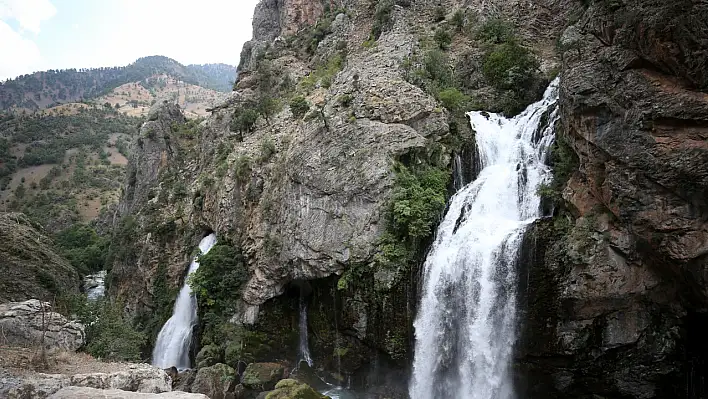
left=434, top=28, right=452, bottom=50
left=476, top=18, right=515, bottom=44
left=482, top=41, right=540, bottom=91
left=433, top=6, right=446, bottom=22
left=289, top=96, right=310, bottom=119
left=55, top=224, right=109, bottom=275
left=371, top=0, right=394, bottom=39
left=423, top=50, right=454, bottom=88
left=437, top=88, right=470, bottom=111
left=234, top=154, right=252, bottom=181
left=189, top=242, right=248, bottom=337
left=230, top=107, right=259, bottom=134
left=259, top=136, right=276, bottom=162
left=84, top=300, right=146, bottom=362
left=452, top=10, right=466, bottom=31
left=389, top=163, right=449, bottom=239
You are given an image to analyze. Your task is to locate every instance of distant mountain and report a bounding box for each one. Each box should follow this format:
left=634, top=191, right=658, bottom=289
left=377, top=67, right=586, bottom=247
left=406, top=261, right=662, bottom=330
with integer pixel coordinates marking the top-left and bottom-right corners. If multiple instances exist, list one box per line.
left=0, top=56, right=236, bottom=110
left=187, top=63, right=238, bottom=92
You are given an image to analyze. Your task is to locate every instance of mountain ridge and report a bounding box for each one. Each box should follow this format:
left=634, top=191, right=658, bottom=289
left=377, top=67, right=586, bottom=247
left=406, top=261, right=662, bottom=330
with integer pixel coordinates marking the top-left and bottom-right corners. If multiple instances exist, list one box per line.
left=0, top=56, right=236, bottom=111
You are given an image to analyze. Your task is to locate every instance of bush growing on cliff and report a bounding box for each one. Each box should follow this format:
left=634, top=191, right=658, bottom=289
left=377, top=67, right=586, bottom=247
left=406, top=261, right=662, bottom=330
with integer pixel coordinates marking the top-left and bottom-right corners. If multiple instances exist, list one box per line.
left=189, top=241, right=247, bottom=338
left=482, top=42, right=540, bottom=92
left=389, top=163, right=449, bottom=239
left=289, top=96, right=310, bottom=119
left=476, top=18, right=515, bottom=44
left=229, top=106, right=259, bottom=135
left=434, top=28, right=453, bottom=50
left=371, top=0, right=394, bottom=40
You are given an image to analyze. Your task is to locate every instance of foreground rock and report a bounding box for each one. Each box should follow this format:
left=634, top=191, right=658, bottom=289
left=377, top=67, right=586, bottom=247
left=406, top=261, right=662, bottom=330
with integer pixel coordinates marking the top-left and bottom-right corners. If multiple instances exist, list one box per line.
left=262, top=379, right=327, bottom=399
left=0, top=213, right=80, bottom=302
left=4, top=363, right=172, bottom=398
left=190, top=363, right=236, bottom=398
left=48, top=386, right=207, bottom=398
left=0, top=299, right=84, bottom=351
left=242, top=363, right=284, bottom=390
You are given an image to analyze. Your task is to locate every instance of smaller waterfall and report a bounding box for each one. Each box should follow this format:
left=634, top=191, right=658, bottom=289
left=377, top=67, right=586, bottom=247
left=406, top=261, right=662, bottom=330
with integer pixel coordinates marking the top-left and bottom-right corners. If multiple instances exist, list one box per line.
left=84, top=270, right=106, bottom=301
left=298, top=295, right=314, bottom=367
left=152, top=233, right=217, bottom=369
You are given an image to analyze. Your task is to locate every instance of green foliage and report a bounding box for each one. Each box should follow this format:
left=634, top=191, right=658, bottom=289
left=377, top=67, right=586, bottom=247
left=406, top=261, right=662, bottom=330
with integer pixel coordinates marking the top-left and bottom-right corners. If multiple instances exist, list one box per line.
left=234, top=154, right=252, bottom=181
left=54, top=224, right=110, bottom=275
left=259, top=136, right=276, bottom=162
left=300, top=54, right=345, bottom=91
left=451, top=10, right=466, bottom=31
left=389, top=163, right=449, bottom=239
left=437, top=88, right=470, bottom=112
left=189, top=241, right=248, bottom=344
left=83, top=299, right=147, bottom=362
left=371, top=0, right=395, bottom=40
left=482, top=42, right=540, bottom=91
left=434, top=28, right=453, bottom=50
left=476, top=18, right=515, bottom=44
left=257, top=96, right=281, bottom=122
left=230, top=106, right=259, bottom=134
left=423, top=50, right=454, bottom=88
left=433, top=6, right=446, bottom=22
left=289, top=96, right=310, bottom=119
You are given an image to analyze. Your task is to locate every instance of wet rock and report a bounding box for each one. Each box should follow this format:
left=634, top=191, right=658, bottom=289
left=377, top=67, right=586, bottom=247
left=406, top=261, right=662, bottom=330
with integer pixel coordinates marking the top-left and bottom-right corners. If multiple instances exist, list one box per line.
left=241, top=363, right=284, bottom=391
left=191, top=363, right=236, bottom=399
left=262, top=379, right=327, bottom=399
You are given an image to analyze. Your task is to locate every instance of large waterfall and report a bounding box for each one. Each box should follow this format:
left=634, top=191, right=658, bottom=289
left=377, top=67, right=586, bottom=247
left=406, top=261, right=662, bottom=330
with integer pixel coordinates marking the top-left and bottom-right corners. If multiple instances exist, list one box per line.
left=153, top=233, right=218, bottom=369
left=409, top=80, right=559, bottom=399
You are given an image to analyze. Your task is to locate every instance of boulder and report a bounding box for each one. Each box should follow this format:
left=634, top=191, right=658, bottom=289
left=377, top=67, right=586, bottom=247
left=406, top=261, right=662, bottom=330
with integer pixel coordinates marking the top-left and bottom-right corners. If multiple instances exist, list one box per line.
left=263, top=379, right=327, bottom=399
left=48, top=386, right=208, bottom=398
left=172, top=370, right=195, bottom=392
left=190, top=363, right=236, bottom=399
left=0, top=299, right=84, bottom=351
left=241, top=363, right=284, bottom=390
left=4, top=363, right=171, bottom=398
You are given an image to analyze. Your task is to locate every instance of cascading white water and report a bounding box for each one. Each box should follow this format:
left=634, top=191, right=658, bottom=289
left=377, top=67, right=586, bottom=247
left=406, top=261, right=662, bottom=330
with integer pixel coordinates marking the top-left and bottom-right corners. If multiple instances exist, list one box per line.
left=84, top=270, right=106, bottom=301
left=152, top=233, right=217, bottom=369
left=298, top=295, right=314, bottom=367
left=409, top=80, right=559, bottom=399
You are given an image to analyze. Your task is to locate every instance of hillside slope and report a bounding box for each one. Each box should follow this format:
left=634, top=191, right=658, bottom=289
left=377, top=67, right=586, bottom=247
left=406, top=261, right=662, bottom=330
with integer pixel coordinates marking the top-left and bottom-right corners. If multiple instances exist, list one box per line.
left=0, top=56, right=236, bottom=111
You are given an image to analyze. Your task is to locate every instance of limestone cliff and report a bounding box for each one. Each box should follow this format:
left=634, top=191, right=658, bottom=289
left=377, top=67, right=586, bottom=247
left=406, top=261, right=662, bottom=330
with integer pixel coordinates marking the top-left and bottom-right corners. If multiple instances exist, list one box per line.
left=106, top=0, right=708, bottom=397
left=517, top=1, right=708, bottom=398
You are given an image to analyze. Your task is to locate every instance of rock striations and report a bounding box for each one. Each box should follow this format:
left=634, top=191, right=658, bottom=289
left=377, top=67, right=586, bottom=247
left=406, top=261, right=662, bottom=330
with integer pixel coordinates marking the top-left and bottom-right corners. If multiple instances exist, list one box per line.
left=106, top=0, right=708, bottom=397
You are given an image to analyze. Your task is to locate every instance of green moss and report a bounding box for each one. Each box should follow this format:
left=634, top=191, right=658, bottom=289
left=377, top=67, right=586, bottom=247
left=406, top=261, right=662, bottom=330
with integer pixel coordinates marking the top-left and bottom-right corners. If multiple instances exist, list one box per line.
left=266, top=379, right=326, bottom=399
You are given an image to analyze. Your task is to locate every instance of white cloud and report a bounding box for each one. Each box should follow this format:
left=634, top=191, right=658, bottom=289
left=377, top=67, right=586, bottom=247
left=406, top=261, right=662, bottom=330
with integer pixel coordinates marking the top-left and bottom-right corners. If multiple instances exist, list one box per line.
left=0, top=0, right=56, bottom=34
left=0, top=20, right=42, bottom=80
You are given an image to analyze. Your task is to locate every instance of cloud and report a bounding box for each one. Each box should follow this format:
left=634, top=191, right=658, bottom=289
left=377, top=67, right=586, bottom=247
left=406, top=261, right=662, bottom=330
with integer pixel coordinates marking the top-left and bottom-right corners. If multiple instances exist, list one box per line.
left=0, top=20, right=42, bottom=80
left=0, top=0, right=56, bottom=34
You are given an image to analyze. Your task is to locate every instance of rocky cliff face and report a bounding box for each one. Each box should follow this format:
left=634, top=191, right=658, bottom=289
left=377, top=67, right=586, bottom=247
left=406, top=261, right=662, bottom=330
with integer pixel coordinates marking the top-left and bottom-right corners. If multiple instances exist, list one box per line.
left=517, top=1, right=708, bottom=398
left=0, top=213, right=80, bottom=303
left=107, top=0, right=708, bottom=397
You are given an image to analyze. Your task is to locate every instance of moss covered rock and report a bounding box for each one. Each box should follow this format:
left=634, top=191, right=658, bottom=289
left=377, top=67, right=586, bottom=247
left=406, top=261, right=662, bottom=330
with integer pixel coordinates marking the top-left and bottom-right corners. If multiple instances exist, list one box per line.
left=195, top=344, right=223, bottom=369
left=242, top=362, right=284, bottom=390
left=265, top=379, right=328, bottom=399
left=191, top=363, right=236, bottom=399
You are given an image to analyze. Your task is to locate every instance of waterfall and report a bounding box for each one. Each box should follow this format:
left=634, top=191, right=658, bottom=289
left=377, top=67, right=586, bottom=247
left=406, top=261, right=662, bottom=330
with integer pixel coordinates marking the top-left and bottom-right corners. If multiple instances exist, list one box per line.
left=409, top=80, right=559, bottom=399
left=152, top=233, right=218, bottom=370
left=298, top=294, right=314, bottom=367
left=84, top=270, right=106, bottom=301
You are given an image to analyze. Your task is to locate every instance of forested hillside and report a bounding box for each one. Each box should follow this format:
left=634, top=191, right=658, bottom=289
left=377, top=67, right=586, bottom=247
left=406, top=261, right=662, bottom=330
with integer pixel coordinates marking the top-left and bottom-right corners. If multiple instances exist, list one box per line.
left=0, top=56, right=236, bottom=110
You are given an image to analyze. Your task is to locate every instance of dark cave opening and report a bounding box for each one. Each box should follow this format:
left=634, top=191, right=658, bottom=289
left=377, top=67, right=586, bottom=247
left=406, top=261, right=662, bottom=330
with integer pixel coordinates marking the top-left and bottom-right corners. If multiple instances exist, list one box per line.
left=685, top=311, right=708, bottom=398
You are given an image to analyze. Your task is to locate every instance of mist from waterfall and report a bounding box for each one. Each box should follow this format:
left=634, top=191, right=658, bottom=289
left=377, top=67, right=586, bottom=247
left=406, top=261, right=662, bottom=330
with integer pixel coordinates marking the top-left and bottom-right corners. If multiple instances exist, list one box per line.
left=152, top=233, right=217, bottom=369
left=409, top=80, right=559, bottom=399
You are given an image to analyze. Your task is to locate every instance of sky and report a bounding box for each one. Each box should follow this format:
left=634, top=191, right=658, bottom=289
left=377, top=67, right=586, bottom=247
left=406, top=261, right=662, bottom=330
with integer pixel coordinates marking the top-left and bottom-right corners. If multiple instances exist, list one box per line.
left=0, top=0, right=260, bottom=81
